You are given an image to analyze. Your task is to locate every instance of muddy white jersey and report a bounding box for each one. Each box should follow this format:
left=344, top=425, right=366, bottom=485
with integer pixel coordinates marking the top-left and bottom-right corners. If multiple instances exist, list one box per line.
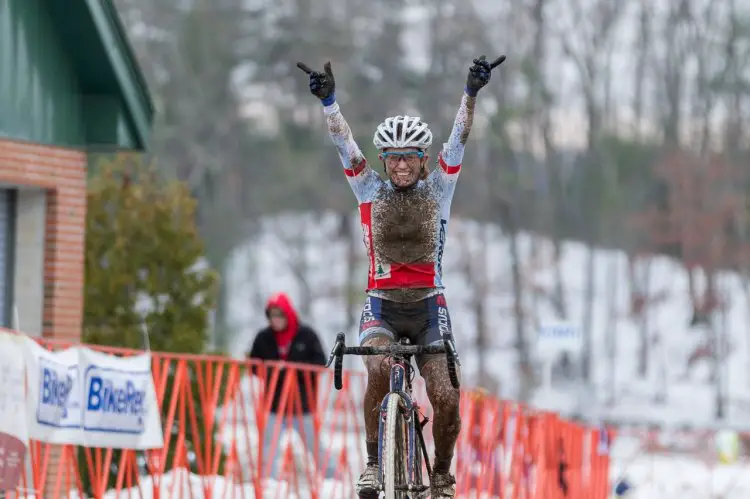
left=322, top=92, right=473, bottom=297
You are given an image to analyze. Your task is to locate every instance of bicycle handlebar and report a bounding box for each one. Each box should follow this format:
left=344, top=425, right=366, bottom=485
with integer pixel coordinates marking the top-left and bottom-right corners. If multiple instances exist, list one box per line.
left=326, top=332, right=461, bottom=390
left=339, top=344, right=448, bottom=356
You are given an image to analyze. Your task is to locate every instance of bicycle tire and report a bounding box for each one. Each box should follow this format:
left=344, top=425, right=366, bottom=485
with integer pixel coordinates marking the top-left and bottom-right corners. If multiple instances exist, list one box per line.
left=382, top=393, right=408, bottom=499
left=413, top=427, right=425, bottom=496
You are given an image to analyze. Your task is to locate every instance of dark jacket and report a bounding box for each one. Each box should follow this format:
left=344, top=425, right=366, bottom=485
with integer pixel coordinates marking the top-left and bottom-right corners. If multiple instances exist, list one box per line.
left=246, top=294, right=327, bottom=414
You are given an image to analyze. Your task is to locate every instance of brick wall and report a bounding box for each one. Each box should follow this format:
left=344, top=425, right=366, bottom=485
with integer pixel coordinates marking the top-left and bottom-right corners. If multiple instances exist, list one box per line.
left=0, top=138, right=86, bottom=342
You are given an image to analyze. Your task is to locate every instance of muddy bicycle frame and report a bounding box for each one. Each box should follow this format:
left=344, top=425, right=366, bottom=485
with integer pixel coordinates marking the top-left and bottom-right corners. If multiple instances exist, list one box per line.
left=326, top=332, right=461, bottom=496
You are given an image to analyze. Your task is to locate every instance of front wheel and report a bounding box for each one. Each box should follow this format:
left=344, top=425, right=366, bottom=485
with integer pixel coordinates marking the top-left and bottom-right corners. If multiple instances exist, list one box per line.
left=382, top=393, right=408, bottom=499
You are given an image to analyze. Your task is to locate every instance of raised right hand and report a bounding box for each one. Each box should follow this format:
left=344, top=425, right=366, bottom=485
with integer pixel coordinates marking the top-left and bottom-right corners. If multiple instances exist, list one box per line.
left=297, top=61, right=336, bottom=101
left=465, top=55, right=506, bottom=95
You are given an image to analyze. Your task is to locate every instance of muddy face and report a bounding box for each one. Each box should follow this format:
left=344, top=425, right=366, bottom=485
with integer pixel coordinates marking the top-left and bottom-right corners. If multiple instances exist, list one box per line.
left=380, top=147, right=428, bottom=189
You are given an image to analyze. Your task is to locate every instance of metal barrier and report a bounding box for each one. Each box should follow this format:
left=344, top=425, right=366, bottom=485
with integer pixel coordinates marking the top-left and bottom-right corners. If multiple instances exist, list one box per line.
left=5, top=338, right=614, bottom=498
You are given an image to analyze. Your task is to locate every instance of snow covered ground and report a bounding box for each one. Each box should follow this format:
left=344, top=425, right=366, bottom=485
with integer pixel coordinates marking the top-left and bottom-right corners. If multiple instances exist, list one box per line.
left=35, top=461, right=750, bottom=499
left=610, top=435, right=750, bottom=498
left=35, top=449, right=750, bottom=498
left=37, top=416, right=748, bottom=498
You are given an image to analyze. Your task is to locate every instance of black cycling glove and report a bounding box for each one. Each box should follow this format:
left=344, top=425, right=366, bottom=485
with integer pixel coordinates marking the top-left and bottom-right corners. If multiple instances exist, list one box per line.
left=297, top=61, right=336, bottom=106
left=465, top=55, right=506, bottom=96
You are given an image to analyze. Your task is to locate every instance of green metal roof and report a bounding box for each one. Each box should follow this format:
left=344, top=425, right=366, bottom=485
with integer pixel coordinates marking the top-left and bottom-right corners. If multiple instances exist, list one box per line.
left=47, top=0, right=154, bottom=151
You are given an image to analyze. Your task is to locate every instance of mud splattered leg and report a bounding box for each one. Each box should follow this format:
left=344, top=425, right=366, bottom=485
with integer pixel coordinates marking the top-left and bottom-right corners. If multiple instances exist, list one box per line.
left=422, top=356, right=461, bottom=474
left=362, top=336, right=395, bottom=464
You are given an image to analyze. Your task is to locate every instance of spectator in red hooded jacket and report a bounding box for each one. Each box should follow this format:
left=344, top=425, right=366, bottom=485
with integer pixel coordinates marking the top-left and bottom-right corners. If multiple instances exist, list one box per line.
left=246, top=292, right=329, bottom=479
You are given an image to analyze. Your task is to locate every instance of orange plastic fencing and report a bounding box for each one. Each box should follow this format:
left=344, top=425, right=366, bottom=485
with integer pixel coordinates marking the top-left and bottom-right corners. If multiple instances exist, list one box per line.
left=3, top=338, right=614, bottom=498
left=453, top=398, right=615, bottom=499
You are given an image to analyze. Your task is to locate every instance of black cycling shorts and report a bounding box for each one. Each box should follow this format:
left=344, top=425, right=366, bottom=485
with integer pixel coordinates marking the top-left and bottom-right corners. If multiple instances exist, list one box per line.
left=358, top=293, right=455, bottom=368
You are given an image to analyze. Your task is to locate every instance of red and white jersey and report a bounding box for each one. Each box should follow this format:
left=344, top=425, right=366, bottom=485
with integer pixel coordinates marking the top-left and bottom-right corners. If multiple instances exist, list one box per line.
left=323, top=93, right=473, bottom=293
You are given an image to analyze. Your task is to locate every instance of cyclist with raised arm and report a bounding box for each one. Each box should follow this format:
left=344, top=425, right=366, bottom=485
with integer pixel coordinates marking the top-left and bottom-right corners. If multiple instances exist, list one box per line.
left=297, top=54, right=505, bottom=498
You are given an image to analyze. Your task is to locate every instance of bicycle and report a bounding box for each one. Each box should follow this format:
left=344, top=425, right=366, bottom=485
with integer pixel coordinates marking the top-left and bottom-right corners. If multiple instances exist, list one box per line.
left=326, top=332, right=461, bottom=499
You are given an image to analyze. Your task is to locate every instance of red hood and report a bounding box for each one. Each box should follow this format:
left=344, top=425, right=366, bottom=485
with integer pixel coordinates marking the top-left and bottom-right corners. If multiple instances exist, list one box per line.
left=265, top=292, right=299, bottom=358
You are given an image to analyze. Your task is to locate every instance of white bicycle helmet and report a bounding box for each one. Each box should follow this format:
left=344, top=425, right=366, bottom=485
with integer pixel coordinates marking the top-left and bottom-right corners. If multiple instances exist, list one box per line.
left=373, top=115, right=433, bottom=150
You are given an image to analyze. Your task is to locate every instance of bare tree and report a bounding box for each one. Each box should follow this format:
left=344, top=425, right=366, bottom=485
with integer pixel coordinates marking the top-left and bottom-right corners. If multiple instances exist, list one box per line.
left=523, top=0, right=569, bottom=320
left=735, top=209, right=750, bottom=387
left=719, top=0, right=749, bottom=155
left=604, top=251, right=619, bottom=406
left=271, top=213, right=315, bottom=317
left=554, top=0, right=626, bottom=381
left=646, top=151, right=742, bottom=416
left=655, top=0, right=693, bottom=146
left=631, top=0, right=654, bottom=139
left=688, top=0, right=724, bottom=154
left=625, top=252, right=657, bottom=377
left=114, top=0, right=275, bottom=350
left=457, top=0, right=535, bottom=399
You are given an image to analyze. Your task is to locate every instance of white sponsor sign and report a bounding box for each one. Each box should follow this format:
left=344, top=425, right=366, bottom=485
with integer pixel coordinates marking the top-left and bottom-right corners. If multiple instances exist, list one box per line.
left=24, top=338, right=163, bottom=449
left=0, top=332, right=29, bottom=490
left=27, top=342, right=81, bottom=436
left=536, top=322, right=582, bottom=358
left=0, top=333, right=29, bottom=442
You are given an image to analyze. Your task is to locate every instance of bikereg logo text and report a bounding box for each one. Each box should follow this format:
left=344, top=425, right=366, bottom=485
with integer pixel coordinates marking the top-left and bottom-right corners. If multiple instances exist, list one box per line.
left=82, top=365, right=150, bottom=434
left=36, top=358, right=81, bottom=428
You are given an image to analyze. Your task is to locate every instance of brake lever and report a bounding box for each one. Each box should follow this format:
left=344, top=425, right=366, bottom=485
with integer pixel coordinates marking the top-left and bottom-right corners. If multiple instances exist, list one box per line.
left=443, top=336, right=461, bottom=367
left=326, top=335, right=345, bottom=368
left=325, top=344, right=338, bottom=368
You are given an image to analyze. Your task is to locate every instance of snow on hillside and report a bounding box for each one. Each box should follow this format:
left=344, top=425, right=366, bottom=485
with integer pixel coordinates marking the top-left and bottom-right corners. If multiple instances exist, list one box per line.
left=225, top=211, right=750, bottom=429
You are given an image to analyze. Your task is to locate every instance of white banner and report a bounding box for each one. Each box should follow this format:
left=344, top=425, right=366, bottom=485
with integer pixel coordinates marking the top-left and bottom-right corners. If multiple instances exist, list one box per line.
left=0, top=332, right=29, bottom=490
left=24, top=340, right=81, bottom=443
left=536, top=321, right=582, bottom=358
left=24, top=338, right=164, bottom=449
